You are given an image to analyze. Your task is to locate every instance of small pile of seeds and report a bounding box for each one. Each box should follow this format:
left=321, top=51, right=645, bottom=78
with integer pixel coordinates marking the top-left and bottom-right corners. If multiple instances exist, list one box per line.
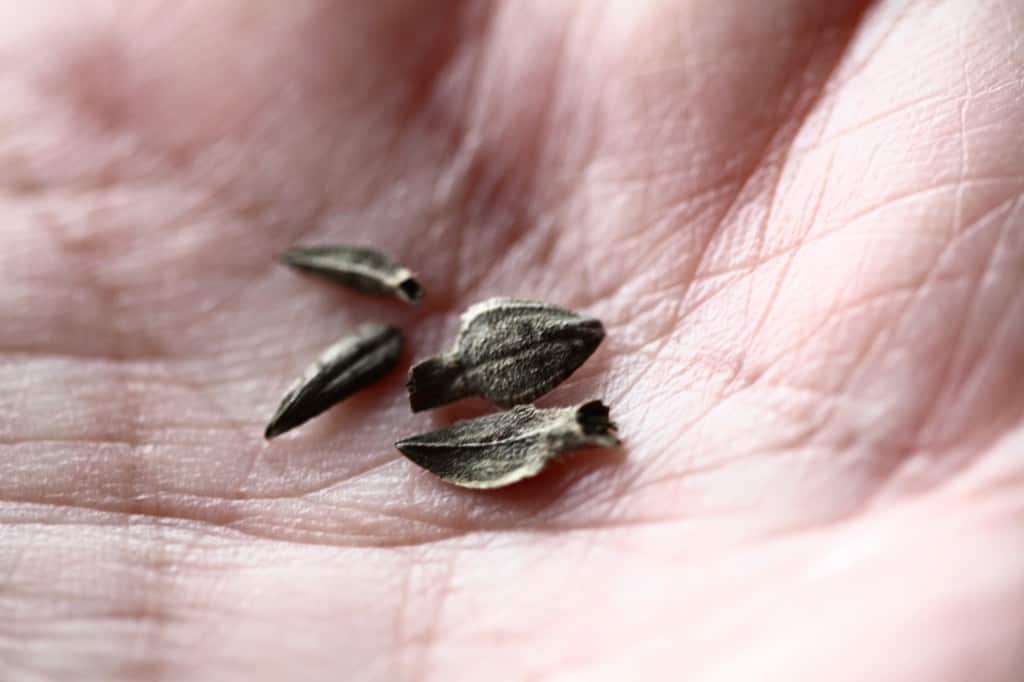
left=265, top=245, right=620, bottom=489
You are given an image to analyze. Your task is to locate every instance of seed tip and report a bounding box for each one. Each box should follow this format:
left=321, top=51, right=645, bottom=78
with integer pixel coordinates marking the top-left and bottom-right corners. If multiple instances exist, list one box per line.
left=397, top=276, right=424, bottom=304
left=577, top=400, right=616, bottom=436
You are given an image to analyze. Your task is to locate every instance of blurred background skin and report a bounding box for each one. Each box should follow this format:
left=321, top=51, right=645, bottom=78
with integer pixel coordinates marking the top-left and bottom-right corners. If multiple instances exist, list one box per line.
left=0, top=1, right=1022, bottom=680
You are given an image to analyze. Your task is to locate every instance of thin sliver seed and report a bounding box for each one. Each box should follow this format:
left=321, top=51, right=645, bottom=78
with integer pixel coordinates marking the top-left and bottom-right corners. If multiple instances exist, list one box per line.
left=281, top=244, right=423, bottom=304
left=265, top=323, right=403, bottom=439
left=395, top=400, right=620, bottom=489
left=407, top=298, right=605, bottom=412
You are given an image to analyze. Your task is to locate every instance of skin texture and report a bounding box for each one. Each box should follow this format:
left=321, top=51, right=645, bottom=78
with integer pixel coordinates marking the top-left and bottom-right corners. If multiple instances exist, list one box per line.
left=1, top=1, right=1022, bottom=680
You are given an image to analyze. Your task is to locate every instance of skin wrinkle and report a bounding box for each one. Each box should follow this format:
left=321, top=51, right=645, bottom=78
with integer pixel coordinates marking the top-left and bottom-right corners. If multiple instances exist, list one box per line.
left=748, top=464, right=904, bottom=545
left=726, top=165, right=825, bottom=380
left=574, top=174, right=739, bottom=318
left=744, top=165, right=1023, bottom=497
left=500, top=7, right=863, bottom=317
left=4, top=494, right=469, bottom=551
left=696, top=162, right=839, bottom=295
left=963, top=217, right=1024, bottom=375
left=416, top=551, right=459, bottom=681
left=391, top=557, right=417, bottom=680
left=40, top=224, right=148, bottom=433
left=835, top=176, right=1023, bottom=231
left=41, top=212, right=169, bottom=582
left=419, top=9, right=536, bottom=298
left=815, top=265, right=933, bottom=425
left=25, top=10, right=454, bottom=356
left=596, top=390, right=755, bottom=518
left=817, top=359, right=935, bottom=506
left=755, top=270, right=978, bottom=383
left=615, top=377, right=885, bottom=531
left=954, top=4, right=973, bottom=248
left=537, top=11, right=598, bottom=298
left=0, top=187, right=325, bottom=364
left=602, top=156, right=851, bottom=509
left=929, top=249, right=1024, bottom=457
left=408, top=5, right=582, bottom=306
left=686, top=118, right=846, bottom=335
left=0, top=341, right=419, bottom=512
left=4, top=523, right=271, bottom=577
left=909, top=196, right=1018, bottom=451
left=745, top=150, right=839, bottom=339
left=860, top=186, right=1022, bottom=381
left=818, top=1, right=912, bottom=93
left=794, top=88, right=1000, bottom=155
left=672, top=20, right=870, bottom=362
left=789, top=4, right=940, bottom=154
left=8, top=532, right=260, bottom=679
left=372, top=4, right=490, bottom=166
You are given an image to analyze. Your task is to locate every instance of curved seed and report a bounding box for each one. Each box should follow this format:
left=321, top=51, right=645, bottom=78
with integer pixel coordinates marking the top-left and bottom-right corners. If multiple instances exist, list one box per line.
left=395, top=400, right=620, bottom=489
left=264, top=323, right=403, bottom=439
left=407, top=298, right=605, bottom=412
left=281, top=245, right=423, bottom=304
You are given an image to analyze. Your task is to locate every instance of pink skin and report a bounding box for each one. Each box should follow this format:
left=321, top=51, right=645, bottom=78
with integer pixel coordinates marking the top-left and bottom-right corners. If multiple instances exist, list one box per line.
left=1, top=1, right=1022, bottom=680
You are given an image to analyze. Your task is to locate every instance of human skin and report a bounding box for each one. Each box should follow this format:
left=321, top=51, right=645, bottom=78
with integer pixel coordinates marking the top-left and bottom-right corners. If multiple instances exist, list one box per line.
left=1, top=1, right=1022, bottom=680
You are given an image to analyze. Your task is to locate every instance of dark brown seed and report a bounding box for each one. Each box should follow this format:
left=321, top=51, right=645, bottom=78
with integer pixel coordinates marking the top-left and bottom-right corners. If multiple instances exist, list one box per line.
left=407, top=298, right=605, bottom=412
left=281, top=245, right=423, bottom=304
left=395, top=400, right=620, bottom=489
left=264, top=323, right=402, bottom=439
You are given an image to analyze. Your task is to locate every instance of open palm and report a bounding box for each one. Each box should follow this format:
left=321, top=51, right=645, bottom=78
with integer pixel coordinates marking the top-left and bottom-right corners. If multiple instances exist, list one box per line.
left=3, top=2, right=1023, bottom=680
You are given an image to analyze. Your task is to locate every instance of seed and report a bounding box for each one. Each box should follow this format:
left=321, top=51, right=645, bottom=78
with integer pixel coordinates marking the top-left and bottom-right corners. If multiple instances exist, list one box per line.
left=395, top=400, right=620, bottom=488
left=280, top=245, right=423, bottom=304
left=264, top=323, right=403, bottom=439
left=407, top=298, right=605, bottom=412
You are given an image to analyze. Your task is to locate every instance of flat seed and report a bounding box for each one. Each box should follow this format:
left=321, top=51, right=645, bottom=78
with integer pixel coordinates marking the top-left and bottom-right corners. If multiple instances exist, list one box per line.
left=281, top=245, right=423, bottom=304
left=264, top=323, right=403, bottom=439
left=395, top=400, right=620, bottom=488
left=407, top=298, right=605, bottom=412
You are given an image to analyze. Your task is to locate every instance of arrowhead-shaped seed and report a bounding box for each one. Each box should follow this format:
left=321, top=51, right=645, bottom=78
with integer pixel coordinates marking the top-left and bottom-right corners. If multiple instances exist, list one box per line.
left=395, top=400, right=621, bottom=488
left=265, top=323, right=403, bottom=439
left=407, top=298, right=605, bottom=412
left=281, top=245, right=423, bottom=304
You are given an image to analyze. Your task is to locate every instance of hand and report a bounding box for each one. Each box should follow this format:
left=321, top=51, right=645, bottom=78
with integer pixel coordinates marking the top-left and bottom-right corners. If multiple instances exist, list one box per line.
left=3, top=2, right=1022, bottom=680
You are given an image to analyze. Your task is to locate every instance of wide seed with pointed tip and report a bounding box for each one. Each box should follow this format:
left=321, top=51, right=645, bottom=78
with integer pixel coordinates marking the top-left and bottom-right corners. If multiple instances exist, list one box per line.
left=407, top=298, right=605, bottom=412
left=264, top=323, right=402, bottom=439
left=280, top=244, right=423, bottom=304
left=395, top=400, right=621, bottom=489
